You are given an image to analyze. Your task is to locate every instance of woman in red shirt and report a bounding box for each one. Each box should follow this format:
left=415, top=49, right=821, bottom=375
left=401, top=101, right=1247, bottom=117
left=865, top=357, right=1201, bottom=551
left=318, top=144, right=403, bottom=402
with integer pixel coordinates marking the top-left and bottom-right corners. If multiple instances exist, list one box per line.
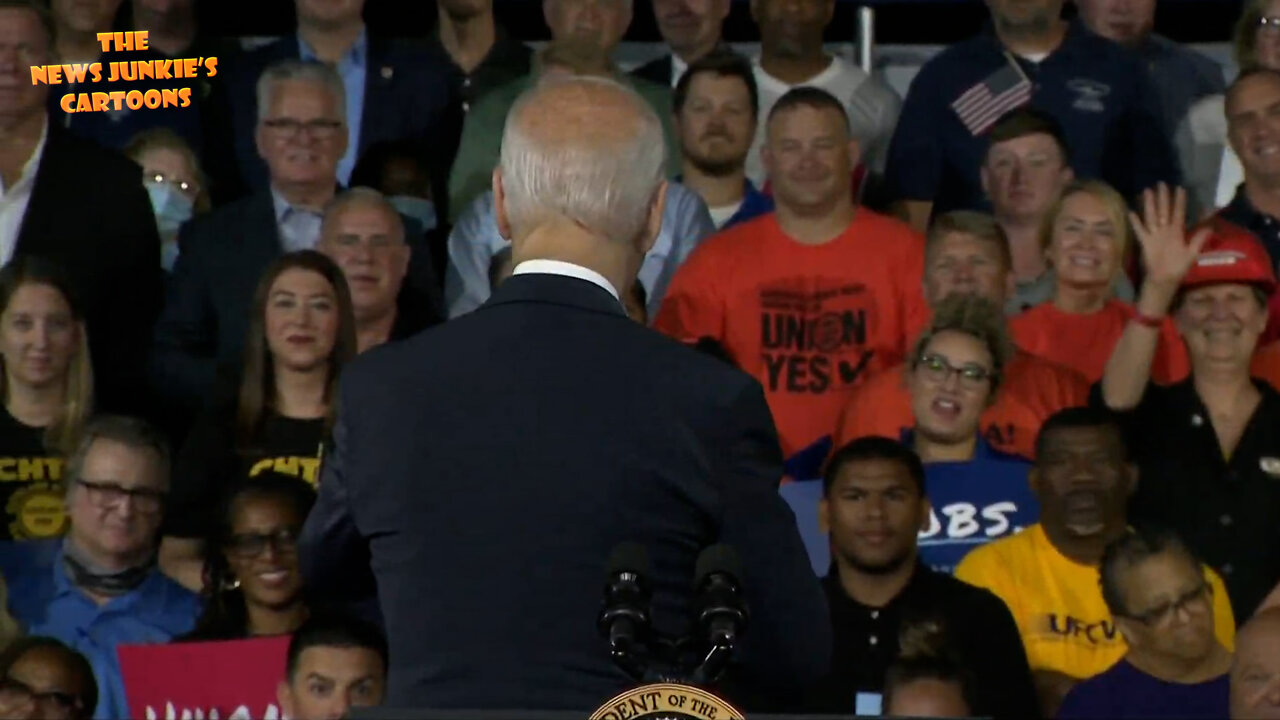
left=1009, top=180, right=1189, bottom=383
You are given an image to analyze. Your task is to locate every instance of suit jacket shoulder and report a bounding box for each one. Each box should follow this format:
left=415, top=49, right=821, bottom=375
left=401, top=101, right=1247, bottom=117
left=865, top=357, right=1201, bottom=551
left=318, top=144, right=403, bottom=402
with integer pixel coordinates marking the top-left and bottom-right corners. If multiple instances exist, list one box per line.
left=38, top=126, right=143, bottom=189
left=631, top=55, right=673, bottom=86
left=179, top=192, right=276, bottom=258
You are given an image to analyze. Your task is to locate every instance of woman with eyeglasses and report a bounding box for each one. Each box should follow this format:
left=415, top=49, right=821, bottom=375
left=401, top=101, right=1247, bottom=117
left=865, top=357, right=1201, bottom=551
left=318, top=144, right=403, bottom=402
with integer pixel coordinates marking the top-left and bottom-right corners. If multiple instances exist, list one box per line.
left=160, top=251, right=356, bottom=592
left=0, top=637, right=97, bottom=720
left=0, top=258, right=93, bottom=543
left=904, top=293, right=1039, bottom=575
left=123, top=128, right=210, bottom=274
left=1009, top=180, right=1190, bottom=384
left=183, top=473, right=316, bottom=640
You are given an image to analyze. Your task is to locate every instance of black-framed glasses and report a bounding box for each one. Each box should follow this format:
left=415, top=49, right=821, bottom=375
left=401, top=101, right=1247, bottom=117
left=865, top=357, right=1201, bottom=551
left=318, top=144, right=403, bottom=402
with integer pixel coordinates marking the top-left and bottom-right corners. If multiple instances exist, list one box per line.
left=226, top=527, right=300, bottom=558
left=75, top=479, right=165, bottom=514
left=262, top=118, right=344, bottom=138
left=0, top=677, right=84, bottom=715
left=1124, top=581, right=1213, bottom=626
left=914, top=353, right=995, bottom=390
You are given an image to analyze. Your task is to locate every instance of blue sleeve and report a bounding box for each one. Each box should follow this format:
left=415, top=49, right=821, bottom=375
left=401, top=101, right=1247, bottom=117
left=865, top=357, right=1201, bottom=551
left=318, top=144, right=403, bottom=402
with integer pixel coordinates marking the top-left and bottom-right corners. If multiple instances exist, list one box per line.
left=884, top=64, right=946, bottom=202
left=646, top=183, right=717, bottom=320
left=444, top=193, right=504, bottom=318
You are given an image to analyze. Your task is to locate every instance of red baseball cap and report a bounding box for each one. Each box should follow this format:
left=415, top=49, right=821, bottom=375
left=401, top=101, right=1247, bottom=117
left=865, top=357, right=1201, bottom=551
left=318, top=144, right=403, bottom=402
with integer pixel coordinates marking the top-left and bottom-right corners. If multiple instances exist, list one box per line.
left=1180, top=220, right=1277, bottom=294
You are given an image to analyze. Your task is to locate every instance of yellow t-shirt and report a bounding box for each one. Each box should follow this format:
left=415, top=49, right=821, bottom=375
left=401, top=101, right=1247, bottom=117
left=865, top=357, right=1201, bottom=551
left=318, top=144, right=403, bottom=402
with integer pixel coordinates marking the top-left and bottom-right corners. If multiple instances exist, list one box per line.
left=954, top=524, right=1235, bottom=680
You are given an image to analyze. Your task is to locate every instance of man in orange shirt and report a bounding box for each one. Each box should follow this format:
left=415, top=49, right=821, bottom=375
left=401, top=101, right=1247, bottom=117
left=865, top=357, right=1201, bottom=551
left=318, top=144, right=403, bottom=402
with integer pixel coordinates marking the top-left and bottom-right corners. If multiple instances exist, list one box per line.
left=655, top=86, right=928, bottom=469
left=833, top=211, right=1088, bottom=459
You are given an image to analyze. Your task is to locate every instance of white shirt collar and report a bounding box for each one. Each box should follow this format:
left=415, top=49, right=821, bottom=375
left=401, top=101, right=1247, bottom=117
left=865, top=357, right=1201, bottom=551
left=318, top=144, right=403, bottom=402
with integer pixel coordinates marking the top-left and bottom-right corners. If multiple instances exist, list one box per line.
left=511, top=259, right=621, bottom=302
left=1, top=119, right=47, bottom=197
left=671, top=54, right=688, bottom=87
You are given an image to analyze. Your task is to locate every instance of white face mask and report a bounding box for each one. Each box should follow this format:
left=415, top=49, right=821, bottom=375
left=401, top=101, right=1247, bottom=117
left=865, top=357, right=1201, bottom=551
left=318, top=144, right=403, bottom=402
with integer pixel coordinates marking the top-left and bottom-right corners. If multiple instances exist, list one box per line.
left=388, top=195, right=437, bottom=232
left=145, top=181, right=195, bottom=240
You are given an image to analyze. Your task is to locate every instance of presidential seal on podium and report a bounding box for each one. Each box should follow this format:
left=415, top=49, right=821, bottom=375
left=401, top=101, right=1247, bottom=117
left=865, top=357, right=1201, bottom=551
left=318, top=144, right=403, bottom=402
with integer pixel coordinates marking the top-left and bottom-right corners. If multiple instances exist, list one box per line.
left=589, top=683, right=745, bottom=720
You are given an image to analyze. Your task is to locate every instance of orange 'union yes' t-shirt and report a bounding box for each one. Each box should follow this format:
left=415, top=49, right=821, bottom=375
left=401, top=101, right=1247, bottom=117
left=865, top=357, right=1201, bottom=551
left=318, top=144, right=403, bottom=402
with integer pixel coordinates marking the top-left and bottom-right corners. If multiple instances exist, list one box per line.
left=654, top=211, right=929, bottom=460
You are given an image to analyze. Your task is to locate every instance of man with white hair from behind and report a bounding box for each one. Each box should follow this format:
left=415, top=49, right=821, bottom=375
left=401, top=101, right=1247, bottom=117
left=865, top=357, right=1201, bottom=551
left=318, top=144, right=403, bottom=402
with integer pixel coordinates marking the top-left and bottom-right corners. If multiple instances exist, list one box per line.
left=444, top=38, right=716, bottom=321
left=300, top=75, right=830, bottom=712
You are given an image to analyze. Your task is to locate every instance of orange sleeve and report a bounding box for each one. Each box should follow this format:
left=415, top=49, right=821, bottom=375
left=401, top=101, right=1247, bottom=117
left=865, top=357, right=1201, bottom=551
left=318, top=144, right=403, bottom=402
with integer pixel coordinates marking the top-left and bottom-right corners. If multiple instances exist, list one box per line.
left=653, top=237, right=729, bottom=344
left=1043, top=362, right=1090, bottom=409
left=895, top=227, right=931, bottom=356
left=832, top=371, right=912, bottom=452
left=1151, top=317, right=1191, bottom=385
left=1252, top=342, right=1280, bottom=391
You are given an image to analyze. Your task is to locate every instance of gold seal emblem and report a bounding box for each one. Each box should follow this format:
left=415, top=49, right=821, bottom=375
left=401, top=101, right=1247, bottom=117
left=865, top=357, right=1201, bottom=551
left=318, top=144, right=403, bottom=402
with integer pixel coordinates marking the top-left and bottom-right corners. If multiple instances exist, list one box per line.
left=589, top=683, right=744, bottom=720
left=7, top=484, right=67, bottom=540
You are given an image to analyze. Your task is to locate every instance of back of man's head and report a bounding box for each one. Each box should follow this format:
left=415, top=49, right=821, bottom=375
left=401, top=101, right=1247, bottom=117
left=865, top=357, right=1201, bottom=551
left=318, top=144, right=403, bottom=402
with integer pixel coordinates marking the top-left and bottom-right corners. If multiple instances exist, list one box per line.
left=1232, top=607, right=1280, bottom=719
left=496, top=76, right=666, bottom=249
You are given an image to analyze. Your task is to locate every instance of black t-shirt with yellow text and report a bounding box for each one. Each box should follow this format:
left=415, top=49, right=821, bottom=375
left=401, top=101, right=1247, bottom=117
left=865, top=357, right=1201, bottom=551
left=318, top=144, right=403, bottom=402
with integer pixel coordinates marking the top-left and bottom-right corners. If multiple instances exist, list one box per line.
left=0, top=408, right=66, bottom=541
left=165, top=408, right=326, bottom=539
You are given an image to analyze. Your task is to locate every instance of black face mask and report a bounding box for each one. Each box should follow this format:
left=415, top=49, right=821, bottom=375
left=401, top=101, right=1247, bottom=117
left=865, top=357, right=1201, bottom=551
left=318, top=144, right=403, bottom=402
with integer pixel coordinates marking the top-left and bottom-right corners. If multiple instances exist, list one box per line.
left=62, top=539, right=155, bottom=597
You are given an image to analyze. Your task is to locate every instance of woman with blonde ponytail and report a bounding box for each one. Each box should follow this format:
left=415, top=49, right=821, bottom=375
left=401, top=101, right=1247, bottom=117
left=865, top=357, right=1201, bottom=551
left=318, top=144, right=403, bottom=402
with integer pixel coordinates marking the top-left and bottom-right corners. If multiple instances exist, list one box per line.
left=0, top=258, right=92, bottom=543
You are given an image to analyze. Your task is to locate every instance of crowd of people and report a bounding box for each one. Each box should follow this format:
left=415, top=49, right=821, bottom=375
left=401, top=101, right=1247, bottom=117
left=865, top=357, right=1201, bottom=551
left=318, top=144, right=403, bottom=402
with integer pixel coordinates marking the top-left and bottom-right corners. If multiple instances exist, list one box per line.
left=0, top=0, right=1278, bottom=717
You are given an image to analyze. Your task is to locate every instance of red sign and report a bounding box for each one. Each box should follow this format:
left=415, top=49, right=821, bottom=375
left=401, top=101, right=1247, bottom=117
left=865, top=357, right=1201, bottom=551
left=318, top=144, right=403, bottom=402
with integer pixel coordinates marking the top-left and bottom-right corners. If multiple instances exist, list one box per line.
left=118, top=635, right=289, bottom=720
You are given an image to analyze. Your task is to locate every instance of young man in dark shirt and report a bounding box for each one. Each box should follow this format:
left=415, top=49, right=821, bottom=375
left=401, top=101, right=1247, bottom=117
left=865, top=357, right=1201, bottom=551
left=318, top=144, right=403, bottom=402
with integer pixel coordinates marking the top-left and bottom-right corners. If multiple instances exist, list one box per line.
left=807, top=435, right=1039, bottom=718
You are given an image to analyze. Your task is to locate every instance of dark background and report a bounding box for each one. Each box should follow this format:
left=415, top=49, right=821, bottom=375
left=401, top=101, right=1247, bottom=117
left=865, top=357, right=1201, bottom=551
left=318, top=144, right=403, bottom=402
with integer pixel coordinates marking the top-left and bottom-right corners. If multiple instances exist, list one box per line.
left=196, top=0, right=1245, bottom=46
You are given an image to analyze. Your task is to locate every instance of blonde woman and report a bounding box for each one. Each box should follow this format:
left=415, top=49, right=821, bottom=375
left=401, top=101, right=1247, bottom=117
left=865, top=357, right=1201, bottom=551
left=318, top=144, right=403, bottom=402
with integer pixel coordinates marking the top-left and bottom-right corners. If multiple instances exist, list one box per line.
left=0, top=258, right=92, bottom=543
left=1009, top=180, right=1189, bottom=383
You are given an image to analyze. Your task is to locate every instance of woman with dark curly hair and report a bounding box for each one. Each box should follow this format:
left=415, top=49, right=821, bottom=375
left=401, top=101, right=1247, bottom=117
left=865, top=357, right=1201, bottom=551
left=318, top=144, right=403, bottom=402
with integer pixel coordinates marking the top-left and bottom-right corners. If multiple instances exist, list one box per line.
left=182, top=472, right=316, bottom=640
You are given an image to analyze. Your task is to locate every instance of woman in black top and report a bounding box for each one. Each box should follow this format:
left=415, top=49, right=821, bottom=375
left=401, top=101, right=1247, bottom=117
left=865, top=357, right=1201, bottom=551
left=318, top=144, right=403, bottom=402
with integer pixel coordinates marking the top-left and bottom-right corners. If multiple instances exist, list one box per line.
left=0, top=259, right=93, bottom=542
left=161, top=251, right=356, bottom=590
left=184, top=472, right=316, bottom=640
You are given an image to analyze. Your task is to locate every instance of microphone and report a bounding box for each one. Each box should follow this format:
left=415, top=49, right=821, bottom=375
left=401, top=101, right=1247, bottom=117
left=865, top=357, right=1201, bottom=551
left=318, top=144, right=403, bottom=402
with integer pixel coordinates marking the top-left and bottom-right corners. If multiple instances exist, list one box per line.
left=598, top=542, right=652, bottom=681
left=690, top=544, right=749, bottom=685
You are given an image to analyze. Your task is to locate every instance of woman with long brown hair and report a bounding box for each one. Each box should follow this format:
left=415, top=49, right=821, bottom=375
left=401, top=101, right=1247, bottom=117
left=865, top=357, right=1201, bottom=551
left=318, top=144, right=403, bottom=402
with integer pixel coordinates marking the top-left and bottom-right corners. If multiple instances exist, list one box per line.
left=0, top=258, right=93, bottom=543
left=160, top=251, right=356, bottom=590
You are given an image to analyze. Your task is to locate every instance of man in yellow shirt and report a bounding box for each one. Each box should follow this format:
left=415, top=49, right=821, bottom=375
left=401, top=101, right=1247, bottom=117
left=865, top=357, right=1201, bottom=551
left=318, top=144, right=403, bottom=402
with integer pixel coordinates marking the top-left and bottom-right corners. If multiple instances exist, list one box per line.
left=956, top=407, right=1235, bottom=718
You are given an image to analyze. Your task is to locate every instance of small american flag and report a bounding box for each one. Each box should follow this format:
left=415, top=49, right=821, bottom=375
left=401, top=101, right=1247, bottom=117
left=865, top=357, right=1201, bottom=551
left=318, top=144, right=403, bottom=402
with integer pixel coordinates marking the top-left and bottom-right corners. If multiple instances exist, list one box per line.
left=951, top=59, right=1033, bottom=136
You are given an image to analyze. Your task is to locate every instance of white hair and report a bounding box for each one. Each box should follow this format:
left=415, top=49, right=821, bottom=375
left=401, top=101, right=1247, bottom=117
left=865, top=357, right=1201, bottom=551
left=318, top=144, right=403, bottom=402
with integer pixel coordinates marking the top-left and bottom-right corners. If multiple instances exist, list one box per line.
left=499, top=76, right=665, bottom=244
left=321, top=187, right=405, bottom=243
left=256, top=59, right=347, bottom=123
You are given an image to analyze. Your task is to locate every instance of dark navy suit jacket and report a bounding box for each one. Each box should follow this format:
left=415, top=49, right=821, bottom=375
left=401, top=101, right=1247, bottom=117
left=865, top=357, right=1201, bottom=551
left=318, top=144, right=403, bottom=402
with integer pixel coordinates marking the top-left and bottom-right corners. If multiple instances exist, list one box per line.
left=17, top=124, right=163, bottom=417
left=207, top=35, right=455, bottom=207
left=299, top=271, right=831, bottom=712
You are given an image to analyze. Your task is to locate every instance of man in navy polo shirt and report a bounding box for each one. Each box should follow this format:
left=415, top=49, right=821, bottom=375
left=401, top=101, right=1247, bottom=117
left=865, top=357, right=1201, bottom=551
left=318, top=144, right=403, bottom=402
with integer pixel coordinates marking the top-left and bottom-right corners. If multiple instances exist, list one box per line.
left=885, top=0, right=1179, bottom=231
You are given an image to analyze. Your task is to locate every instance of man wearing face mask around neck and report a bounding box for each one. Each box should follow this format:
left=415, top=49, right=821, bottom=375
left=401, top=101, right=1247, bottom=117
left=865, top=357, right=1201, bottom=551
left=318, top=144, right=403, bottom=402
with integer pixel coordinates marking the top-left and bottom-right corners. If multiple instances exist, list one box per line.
left=5, top=416, right=200, bottom=720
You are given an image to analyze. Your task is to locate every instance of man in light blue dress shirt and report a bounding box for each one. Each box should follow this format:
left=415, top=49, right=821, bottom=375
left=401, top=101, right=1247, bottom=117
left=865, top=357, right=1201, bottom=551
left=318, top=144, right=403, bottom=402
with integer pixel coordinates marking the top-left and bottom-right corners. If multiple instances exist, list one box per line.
left=298, top=26, right=368, bottom=185
left=445, top=182, right=716, bottom=321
